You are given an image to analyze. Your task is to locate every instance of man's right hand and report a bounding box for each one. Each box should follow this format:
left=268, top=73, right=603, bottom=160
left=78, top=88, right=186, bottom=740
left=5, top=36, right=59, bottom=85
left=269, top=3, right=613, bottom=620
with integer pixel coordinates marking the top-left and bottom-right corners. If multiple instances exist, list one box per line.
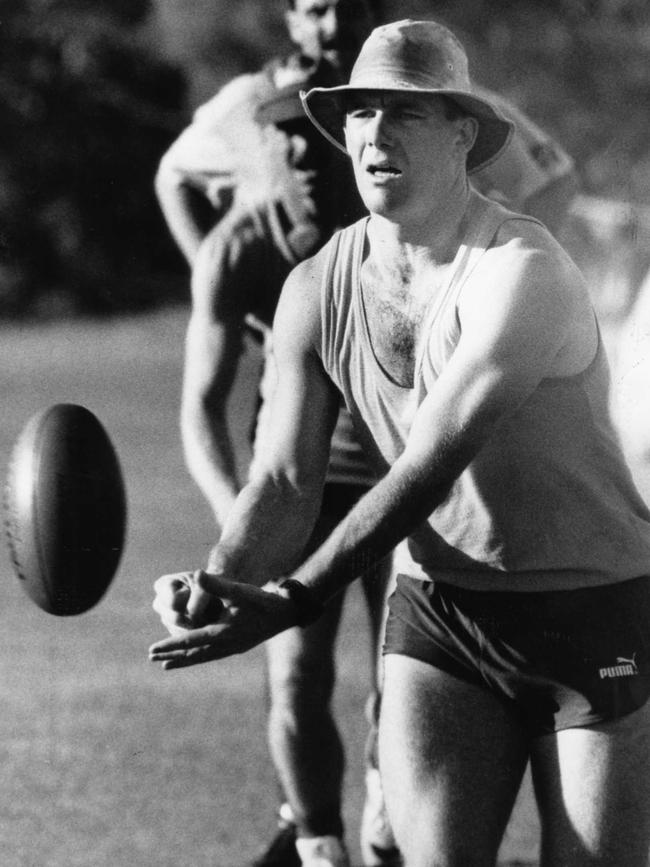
left=149, top=570, right=300, bottom=669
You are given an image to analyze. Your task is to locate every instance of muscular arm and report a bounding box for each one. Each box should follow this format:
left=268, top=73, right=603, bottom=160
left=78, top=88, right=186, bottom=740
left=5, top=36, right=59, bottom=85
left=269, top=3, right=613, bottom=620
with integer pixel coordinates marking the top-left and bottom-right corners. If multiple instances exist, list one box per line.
left=201, top=253, right=340, bottom=583
left=150, top=225, right=596, bottom=665
left=292, top=232, right=593, bottom=603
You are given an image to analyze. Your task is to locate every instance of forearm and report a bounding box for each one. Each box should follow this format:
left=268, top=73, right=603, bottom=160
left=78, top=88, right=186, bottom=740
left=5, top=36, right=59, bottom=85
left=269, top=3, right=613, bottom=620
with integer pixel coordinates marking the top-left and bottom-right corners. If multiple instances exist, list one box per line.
left=181, top=398, right=241, bottom=529
left=287, top=457, right=447, bottom=606
left=207, top=471, right=324, bottom=587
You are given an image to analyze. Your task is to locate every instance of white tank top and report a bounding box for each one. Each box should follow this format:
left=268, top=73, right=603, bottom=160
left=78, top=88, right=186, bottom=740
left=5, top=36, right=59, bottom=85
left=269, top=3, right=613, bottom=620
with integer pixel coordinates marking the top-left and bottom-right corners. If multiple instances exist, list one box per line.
left=320, top=193, right=650, bottom=591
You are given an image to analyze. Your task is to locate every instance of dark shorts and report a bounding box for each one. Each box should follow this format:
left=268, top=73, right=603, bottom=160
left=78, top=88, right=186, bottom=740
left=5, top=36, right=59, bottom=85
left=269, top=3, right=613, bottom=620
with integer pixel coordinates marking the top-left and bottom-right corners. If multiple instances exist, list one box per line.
left=320, top=482, right=369, bottom=519
left=384, top=574, right=650, bottom=735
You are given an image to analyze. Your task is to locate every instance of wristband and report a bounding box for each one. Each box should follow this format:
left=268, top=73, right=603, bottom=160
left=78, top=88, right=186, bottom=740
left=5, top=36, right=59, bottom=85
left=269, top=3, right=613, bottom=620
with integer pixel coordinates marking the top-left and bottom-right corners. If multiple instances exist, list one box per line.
left=278, top=578, right=324, bottom=627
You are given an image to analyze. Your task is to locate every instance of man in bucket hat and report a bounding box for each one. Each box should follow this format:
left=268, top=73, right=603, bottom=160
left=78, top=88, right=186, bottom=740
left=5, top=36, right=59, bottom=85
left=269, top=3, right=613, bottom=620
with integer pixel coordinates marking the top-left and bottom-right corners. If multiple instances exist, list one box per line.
left=151, top=18, right=650, bottom=867
left=155, top=5, right=577, bottom=867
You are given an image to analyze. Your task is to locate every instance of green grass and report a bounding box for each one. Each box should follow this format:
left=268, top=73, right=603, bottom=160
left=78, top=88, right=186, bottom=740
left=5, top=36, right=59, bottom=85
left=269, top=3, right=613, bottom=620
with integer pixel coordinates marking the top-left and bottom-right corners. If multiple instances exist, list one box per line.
left=1, top=307, right=644, bottom=866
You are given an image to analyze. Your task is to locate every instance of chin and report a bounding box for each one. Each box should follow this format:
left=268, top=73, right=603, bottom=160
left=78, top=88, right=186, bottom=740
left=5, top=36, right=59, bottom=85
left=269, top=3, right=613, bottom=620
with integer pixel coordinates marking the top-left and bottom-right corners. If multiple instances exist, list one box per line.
left=360, top=189, right=404, bottom=220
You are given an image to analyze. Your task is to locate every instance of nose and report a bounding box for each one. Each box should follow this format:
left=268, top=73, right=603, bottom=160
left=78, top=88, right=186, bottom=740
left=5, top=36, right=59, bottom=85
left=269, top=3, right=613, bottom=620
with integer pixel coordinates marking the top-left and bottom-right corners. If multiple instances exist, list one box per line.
left=320, top=6, right=339, bottom=41
left=365, top=110, right=392, bottom=148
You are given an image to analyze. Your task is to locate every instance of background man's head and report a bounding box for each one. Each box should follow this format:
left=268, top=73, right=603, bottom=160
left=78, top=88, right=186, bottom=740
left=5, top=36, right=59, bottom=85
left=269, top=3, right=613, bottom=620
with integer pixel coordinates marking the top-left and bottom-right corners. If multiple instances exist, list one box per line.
left=285, top=0, right=378, bottom=76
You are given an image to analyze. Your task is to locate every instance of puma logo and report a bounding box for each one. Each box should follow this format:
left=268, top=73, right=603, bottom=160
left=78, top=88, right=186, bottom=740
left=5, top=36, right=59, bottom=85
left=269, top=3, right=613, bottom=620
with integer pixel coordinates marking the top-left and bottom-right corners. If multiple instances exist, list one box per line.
left=599, top=653, right=638, bottom=679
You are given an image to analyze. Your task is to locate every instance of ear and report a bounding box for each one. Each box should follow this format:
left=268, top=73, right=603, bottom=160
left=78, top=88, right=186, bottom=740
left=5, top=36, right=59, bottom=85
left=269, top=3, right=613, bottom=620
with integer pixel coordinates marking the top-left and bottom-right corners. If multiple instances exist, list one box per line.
left=343, top=116, right=359, bottom=158
left=458, top=116, right=479, bottom=157
left=343, top=119, right=352, bottom=152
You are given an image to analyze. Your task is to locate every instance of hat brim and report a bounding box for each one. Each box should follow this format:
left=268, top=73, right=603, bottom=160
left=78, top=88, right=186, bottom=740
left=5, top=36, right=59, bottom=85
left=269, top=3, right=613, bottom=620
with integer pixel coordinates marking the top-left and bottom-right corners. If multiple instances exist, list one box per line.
left=301, top=85, right=514, bottom=174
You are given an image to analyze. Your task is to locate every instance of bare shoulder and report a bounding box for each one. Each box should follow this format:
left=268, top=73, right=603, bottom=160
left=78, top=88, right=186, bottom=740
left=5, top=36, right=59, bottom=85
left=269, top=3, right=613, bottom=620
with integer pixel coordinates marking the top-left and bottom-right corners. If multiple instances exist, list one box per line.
left=473, top=217, right=587, bottom=306
left=460, top=216, right=596, bottom=376
left=192, top=72, right=264, bottom=127
left=273, top=245, right=332, bottom=355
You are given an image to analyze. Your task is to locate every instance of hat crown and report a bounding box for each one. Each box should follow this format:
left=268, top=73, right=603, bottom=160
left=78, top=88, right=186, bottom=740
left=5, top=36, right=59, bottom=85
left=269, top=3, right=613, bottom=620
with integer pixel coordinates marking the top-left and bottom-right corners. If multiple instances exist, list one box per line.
left=348, top=19, right=470, bottom=92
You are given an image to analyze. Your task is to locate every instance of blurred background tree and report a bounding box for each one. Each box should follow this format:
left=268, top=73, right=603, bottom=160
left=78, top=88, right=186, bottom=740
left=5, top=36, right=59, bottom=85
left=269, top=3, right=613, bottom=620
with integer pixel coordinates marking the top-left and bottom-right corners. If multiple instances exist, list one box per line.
left=0, top=0, right=185, bottom=315
left=0, top=0, right=648, bottom=316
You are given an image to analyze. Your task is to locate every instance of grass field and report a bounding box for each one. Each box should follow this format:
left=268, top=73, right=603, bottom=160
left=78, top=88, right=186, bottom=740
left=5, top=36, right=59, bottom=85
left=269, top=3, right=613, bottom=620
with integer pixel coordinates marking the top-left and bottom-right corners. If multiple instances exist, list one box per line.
left=0, top=306, right=646, bottom=867
left=0, top=308, right=379, bottom=867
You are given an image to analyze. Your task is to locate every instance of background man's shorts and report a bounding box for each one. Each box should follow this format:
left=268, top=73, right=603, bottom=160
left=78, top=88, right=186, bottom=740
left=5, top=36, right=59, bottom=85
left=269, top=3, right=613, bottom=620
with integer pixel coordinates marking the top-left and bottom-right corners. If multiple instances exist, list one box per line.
left=384, top=574, right=650, bottom=735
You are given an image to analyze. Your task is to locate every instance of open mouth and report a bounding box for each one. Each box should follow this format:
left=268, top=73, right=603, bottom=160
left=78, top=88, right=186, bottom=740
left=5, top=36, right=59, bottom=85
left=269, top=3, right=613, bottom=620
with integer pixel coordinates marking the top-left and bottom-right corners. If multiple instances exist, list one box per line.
left=367, top=164, right=402, bottom=179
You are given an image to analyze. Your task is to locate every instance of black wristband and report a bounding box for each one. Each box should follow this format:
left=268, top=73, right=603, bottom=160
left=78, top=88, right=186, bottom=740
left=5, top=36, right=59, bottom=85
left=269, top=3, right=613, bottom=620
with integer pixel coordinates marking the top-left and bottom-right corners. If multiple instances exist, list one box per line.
left=278, top=578, right=325, bottom=627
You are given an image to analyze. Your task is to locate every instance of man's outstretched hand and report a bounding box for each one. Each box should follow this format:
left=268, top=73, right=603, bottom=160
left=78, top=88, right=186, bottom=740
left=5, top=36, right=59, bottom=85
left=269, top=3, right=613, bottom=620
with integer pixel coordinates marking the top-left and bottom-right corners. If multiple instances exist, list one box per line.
left=148, top=570, right=298, bottom=669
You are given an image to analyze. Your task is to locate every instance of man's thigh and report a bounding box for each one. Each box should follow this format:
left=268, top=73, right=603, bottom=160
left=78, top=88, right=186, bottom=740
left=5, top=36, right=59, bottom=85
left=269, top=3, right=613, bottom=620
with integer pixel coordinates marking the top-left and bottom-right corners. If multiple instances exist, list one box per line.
left=379, top=653, right=529, bottom=867
left=531, top=698, right=650, bottom=867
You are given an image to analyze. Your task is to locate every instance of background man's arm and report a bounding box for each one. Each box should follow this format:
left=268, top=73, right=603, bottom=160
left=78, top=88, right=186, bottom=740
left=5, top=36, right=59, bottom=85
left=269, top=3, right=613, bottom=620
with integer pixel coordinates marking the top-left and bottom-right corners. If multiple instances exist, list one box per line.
left=154, top=75, right=260, bottom=265
left=180, top=229, right=247, bottom=528
left=155, top=148, right=218, bottom=266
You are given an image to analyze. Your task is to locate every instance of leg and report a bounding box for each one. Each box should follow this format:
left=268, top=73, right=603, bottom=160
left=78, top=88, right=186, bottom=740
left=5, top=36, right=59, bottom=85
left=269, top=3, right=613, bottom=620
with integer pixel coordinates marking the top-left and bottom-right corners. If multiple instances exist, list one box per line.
left=256, top=478, right=364, bottom=866
left=359, top=557, right=400, bottom=866
left=531, top=699, right=650, bottom=866
left=380, top=654, right=529, bottom=867
left=360, top=553, right=396, bottom=688
left=266, top=591, right=346, bottom=838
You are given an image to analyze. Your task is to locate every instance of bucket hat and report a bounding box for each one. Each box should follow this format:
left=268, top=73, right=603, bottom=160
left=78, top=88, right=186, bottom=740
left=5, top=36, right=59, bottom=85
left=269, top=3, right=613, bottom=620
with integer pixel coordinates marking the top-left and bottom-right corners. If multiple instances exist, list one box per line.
left=301, top=19, right=514, bottom=174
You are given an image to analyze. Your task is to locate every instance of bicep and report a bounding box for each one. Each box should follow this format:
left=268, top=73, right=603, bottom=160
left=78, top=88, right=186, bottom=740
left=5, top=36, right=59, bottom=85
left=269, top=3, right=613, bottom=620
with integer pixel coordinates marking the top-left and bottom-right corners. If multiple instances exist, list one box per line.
left=400, top=244, right=573, bottom=475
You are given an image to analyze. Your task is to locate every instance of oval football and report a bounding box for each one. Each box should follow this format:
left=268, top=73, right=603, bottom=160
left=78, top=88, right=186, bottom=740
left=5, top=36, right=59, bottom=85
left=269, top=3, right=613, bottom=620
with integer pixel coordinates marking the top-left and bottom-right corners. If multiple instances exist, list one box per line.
left=4, top=404, right=127, bottom=615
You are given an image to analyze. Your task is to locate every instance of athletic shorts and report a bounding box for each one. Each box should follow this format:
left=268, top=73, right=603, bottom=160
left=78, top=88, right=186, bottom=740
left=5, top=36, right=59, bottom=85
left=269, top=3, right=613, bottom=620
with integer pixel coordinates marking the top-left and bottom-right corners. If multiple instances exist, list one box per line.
left=384, top=574, right=650, bottom=735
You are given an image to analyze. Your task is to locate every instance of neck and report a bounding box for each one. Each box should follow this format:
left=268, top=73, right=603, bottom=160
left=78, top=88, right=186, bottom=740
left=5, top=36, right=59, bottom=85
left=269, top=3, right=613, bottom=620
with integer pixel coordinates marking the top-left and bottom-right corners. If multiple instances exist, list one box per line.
left=367, top=179, right=473, bottom=268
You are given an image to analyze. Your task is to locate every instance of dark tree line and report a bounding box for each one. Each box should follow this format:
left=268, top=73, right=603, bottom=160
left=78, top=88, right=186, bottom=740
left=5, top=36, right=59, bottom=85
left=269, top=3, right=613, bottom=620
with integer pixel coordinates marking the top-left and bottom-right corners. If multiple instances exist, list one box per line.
left=0, top=0, right=185, bottom=315
left=0, top=0, right=648, bottom=316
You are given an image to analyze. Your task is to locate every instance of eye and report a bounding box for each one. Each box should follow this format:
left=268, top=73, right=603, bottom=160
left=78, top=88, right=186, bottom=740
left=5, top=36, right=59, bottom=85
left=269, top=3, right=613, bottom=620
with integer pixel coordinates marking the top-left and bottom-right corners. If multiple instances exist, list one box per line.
left=396, top=107, right=425, bottom=120
left=306, top=4, right=327, bottom=20
left=346, top=108, right=375, bottom=120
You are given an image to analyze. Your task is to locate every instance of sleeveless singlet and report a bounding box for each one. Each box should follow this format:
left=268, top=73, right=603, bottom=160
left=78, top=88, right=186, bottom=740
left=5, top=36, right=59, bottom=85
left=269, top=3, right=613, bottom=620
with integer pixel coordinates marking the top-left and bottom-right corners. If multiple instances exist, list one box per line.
left=320, top=192, right=650, bottom=592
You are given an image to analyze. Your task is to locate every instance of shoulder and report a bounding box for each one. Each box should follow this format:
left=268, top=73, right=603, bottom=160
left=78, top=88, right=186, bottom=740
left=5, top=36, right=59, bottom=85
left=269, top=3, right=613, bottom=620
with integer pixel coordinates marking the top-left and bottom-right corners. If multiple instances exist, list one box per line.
left=462, top=215, right=588, bottom=326
left=192, top=53, right=303, bottom=127
left=491, top=217, right=582, bottom=282
left=279, top=242, right=332, bottom=307
left=192, top=71, right=270, bottom=127
left=274, top=231, right=348, bottom=338
left=271, top=253, right=328, bottom=364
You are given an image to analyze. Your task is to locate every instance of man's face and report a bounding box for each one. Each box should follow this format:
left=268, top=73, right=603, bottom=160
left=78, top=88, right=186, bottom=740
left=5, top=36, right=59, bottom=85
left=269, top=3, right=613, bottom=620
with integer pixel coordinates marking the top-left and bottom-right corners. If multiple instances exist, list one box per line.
left=343, top=92, right=477, bottom=226
left=286, top=0, right=374, bottom=76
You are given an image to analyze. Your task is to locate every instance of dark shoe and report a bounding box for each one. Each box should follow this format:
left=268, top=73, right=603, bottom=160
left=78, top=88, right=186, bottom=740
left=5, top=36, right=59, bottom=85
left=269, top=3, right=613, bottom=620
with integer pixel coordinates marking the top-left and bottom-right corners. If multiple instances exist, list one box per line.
left=251, top=818, right=300, bottom=867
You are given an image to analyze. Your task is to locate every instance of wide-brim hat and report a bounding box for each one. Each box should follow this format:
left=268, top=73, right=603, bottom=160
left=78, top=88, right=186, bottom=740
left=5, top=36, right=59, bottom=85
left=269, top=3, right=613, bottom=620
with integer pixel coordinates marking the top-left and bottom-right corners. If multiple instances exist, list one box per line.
left=301, top=19, right=514, bottom=174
